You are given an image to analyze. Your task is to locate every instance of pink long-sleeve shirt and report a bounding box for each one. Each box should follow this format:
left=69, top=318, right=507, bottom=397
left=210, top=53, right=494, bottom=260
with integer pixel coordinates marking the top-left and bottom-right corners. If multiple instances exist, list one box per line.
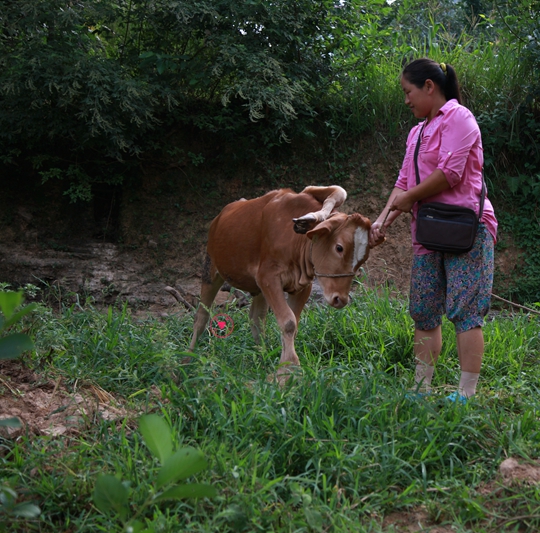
left=395, top=99, right=498, bottom=255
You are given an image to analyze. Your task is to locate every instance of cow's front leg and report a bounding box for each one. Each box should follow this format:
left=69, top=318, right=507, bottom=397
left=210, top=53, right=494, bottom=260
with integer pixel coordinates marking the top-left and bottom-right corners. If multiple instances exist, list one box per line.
left=287, top=285, right=312, bottom=326
left=259, top=278, right=301, bottom=375
left=293, top=185, right=347, bottom=234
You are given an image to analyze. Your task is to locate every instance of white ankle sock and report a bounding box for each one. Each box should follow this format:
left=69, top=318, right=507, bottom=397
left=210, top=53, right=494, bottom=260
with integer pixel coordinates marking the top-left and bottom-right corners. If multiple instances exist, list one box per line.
left=458, top=371, right=480, bottom=398
left=414, top=361, right=435, bottom=391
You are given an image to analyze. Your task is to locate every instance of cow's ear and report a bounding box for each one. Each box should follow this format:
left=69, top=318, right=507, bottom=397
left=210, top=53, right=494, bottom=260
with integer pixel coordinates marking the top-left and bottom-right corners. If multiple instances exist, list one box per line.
left=292, top=214, right=318, bottom=234
left=305, top=218, right=334, bottom=240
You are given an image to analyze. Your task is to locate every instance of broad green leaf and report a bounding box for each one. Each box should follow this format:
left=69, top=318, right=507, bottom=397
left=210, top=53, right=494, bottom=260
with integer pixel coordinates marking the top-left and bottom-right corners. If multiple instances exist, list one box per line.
left=139, top=414, right=173, bottom=464
left=0, top=333, right=34, bottom=360
left=153, top=483, right=217, bottom=503
left=156, top=447, right=207, bottom=489
left=3, top=303, right=37, bottom=330
left=0, top=417, right=21, bottom=428
left=304, top=507, right=323, bottom=532
left=0, top=291, right=23, bottom=320
left=12, top=502, right=41, bottom=518
left=0, top=486, right=17, bottom=503
left=93, top=475, right=129, bottom=520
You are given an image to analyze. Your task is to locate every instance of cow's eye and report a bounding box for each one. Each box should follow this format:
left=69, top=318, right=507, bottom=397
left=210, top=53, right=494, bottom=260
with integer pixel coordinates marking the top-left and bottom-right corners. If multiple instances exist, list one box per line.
left=336, top=244, right=344, bottom=253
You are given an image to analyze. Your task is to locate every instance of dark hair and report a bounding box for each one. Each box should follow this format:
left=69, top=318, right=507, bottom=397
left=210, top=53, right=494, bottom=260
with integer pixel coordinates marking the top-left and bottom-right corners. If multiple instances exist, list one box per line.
left=402, top=58, right=462, bottom=105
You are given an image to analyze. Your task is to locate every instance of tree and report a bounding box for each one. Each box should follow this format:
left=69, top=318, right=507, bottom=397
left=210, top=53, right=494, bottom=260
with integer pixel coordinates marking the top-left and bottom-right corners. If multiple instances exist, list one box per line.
left=0, top=1, right=387, bottom=198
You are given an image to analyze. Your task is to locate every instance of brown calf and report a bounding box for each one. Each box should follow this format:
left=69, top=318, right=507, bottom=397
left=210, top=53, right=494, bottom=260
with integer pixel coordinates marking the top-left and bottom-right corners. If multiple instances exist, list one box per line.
left=189, top=186, right=374, bottom=376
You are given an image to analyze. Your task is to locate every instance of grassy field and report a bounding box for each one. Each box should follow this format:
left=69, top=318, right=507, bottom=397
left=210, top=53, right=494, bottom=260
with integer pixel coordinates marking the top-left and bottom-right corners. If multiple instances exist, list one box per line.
left=2, top=283, right=540, bottom=532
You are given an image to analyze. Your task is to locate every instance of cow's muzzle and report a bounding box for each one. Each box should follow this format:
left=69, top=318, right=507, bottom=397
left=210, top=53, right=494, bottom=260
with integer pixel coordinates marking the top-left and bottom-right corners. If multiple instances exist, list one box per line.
left=328, top=292, right=349, bottom=309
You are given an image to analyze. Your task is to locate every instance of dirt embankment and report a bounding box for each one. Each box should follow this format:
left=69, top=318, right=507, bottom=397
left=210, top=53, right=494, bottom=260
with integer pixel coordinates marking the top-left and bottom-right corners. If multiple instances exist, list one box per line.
left=0, top=142, right=416, bottom=311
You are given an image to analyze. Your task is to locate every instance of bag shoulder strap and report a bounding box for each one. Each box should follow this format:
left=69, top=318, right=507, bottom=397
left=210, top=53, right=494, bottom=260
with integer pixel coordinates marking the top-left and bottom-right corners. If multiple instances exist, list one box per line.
left=413, top=121, right=486, bottom=220
left=413, top=122, right=425, bottom=187
left=478, top=174, right=486, bottom=219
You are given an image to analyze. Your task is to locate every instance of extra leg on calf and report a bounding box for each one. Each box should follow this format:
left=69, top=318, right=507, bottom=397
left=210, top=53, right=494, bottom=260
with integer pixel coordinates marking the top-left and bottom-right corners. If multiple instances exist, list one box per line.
left=293, top=185, right=347, bottom=234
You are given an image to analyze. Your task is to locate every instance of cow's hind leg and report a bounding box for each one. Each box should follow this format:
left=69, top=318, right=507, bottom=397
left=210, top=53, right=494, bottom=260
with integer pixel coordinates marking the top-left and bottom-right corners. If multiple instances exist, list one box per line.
left=249, top=293, right=269, bottom=344
left=189, top=255, right=223, bottom=351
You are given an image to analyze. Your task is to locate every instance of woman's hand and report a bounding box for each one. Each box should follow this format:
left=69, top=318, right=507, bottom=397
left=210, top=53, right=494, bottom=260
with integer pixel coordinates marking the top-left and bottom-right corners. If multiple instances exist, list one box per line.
left=390, top=191, right=414, bottom=214
left=369, top=220, right=386, bottom=248
left=369, top=186, right=408, bottom=247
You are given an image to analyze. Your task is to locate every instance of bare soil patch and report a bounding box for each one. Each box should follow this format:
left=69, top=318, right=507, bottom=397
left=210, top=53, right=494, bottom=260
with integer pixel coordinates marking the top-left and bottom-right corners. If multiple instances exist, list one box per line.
left=0, top=359, right=127, bottom=440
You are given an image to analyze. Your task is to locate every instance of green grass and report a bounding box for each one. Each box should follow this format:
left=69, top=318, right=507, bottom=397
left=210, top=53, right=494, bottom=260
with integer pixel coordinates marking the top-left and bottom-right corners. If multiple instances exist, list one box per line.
left=2, top=284, right=540, bottom=532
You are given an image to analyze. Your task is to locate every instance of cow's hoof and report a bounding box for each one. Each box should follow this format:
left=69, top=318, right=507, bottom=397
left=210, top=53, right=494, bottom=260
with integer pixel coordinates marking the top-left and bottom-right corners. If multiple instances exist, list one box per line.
left=273, top=364, right=302, bottom=387
left=180, top=355, right=196, bottom=365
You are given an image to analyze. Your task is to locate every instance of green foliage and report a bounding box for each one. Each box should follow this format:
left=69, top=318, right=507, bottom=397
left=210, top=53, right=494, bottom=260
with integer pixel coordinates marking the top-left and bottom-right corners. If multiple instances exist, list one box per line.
left=496, top=205, right=540, bottom=303
left=0, top=486, right=40, bottom=529
left=0, top=291, right=40, bottom=527
left=93, top=414, right=216, bottom=531
left=4, top=292, right=540, bottom=531
left=418, top=1, right=540, bottom=198
left=29, top=302, right=191, bottom=396
left=0, top=0, right=395, bottom=199
left=0, top=291, right=36, bottom=428
left=0, top=291, right=36, bottom=346
left=5, top=0, right=538, bottom=201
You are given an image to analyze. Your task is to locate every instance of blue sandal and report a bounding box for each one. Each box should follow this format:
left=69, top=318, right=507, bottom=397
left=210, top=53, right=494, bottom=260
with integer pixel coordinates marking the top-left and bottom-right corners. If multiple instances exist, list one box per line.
left=446, top=391, right=468, bottom=404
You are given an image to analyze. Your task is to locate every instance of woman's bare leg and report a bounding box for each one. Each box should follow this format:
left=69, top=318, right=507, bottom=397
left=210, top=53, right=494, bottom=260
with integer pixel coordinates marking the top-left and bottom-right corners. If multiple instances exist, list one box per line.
left=413, top=326, right=442, bottom=391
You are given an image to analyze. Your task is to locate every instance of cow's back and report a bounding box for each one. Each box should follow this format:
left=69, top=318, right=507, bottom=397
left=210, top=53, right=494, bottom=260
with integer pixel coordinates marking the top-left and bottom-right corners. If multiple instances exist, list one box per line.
left=207, top=189, right=321, bottom=292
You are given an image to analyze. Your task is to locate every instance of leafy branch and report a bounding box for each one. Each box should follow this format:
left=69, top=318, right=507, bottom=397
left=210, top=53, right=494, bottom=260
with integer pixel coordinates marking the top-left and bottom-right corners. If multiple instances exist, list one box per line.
left=0, top=290, right=40, bottom=525
left=93, top=414, right=217, bottom=532
left=0, top=290, right=36, bottom=428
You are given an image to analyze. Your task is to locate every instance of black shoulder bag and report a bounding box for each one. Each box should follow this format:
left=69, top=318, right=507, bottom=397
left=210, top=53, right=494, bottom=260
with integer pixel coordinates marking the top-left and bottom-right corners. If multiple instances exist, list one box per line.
left=414, top=123, right=485, bottom=254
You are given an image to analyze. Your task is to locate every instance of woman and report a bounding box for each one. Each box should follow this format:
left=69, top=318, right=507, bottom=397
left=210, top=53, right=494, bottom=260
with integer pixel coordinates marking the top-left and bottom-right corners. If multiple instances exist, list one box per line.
left=369, top=58, right=497, bottom=402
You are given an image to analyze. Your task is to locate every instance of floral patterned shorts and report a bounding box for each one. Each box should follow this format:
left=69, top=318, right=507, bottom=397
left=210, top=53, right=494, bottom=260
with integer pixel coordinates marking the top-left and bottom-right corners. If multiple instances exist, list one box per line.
left=409, top=225, right=495, bottom=334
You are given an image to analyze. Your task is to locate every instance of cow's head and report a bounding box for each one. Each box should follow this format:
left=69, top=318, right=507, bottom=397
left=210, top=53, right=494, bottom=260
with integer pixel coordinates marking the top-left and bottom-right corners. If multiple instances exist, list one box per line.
left=306, top=213, right=371, bottom=309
